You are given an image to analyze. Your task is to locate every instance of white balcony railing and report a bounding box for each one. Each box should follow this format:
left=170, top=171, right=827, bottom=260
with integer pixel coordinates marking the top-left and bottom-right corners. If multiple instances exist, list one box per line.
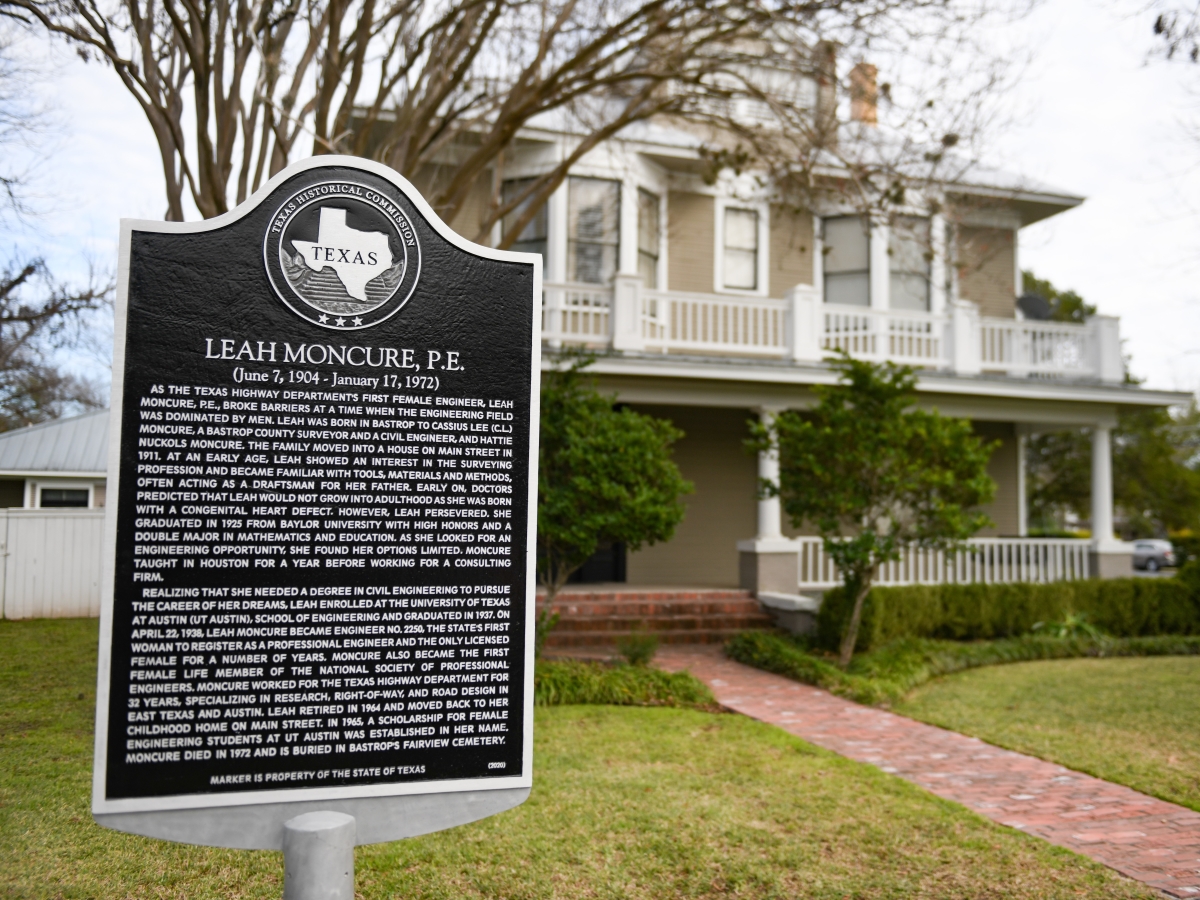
left=821, top=306, right=945, bottom=368
left=542, top=277, right=1124, bottom=383
left=795, top=536, right=1090, bottom=591
left=980, top=318, right=1091, bottom=378
left=642, top=289, right=789, bottom=356
left=542, top=282, right=612, bottom=347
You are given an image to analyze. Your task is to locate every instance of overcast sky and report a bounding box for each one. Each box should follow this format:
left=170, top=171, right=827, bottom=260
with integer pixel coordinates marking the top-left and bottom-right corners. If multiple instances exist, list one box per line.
left=5, top=0, right=1200, bottom=394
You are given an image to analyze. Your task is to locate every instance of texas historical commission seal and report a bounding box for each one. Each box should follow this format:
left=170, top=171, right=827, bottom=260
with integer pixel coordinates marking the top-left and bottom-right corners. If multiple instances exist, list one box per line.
left=264, top=180, right=422, bottom=330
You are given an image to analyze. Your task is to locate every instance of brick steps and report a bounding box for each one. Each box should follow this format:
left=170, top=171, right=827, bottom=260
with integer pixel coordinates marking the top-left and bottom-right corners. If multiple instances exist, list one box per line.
left=540, top=587, right=772, bottom=648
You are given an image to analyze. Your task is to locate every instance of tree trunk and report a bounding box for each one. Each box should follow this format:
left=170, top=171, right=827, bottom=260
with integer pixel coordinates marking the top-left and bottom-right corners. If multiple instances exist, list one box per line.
left=535, top=565, right=570, bottom=658
left=837, top=574, right=875, bottom=668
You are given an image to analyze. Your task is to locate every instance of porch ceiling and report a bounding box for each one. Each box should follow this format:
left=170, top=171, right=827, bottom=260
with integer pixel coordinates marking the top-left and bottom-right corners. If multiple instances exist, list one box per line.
left=571, top=355, right=1190, bottom=427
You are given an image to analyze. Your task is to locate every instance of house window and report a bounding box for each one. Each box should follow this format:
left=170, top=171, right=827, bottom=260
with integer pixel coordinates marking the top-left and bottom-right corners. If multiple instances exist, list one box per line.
left=568, top=178, right=620, bottom=284
left=889, top=216, right=931, bottom=311
left=722, top=208, right=759, bottom=290
left=40, top=488, right=88, bottom=508
left=823, top=216, right=870, bottom=306
left=637, top=188, right=660, bottom=288
left=501, top=179, right=547, bottom=260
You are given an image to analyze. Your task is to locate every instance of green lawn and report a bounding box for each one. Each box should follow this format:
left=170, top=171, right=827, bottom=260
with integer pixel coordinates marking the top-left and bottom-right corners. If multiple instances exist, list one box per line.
left=897, top=656, right=1200, bottom=812
left=1, top=620, right=1155, bottom=899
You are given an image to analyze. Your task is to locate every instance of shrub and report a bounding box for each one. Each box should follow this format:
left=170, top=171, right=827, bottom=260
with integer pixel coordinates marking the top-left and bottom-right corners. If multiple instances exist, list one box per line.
left=816, top=576, right=1200, bottom=653
left=1031, top=612, right=1106, bottom=640
left=615, top=632, right=659, bottom=666
left=727, top=630, right=1200, bottom=707
left=534, top=659, right=714, bottom=708
left=724, top=631, right=891, bottom=705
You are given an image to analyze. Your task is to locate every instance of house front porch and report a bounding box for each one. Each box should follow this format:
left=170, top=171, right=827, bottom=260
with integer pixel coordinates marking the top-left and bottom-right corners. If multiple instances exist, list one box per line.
left=566, top=371, right=1183, bottom=601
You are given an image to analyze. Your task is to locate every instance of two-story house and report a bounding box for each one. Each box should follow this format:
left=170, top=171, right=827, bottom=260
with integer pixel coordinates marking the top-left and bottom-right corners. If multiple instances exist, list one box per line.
left=404, top=66, right=1188, bottom=602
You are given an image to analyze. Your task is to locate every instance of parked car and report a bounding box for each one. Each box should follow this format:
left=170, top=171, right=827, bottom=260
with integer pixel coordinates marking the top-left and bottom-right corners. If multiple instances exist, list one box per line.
left=1132, top=540, right=1176, bottom=572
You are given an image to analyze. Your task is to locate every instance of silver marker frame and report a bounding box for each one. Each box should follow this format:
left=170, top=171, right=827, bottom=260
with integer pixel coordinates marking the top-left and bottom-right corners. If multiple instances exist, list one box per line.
left=92, top=156, right=542, bottom=849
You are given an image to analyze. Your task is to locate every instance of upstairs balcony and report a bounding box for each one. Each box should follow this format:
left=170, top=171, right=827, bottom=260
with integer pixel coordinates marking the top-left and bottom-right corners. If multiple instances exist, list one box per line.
left=541, top=277, right=1124, bottom=382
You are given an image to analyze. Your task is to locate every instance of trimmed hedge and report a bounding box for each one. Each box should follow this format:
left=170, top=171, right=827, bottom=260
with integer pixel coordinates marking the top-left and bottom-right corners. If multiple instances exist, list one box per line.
left=727, top=630, right=1200, bottom=706
left=816, top=575, right=1200, bottom=653
left=534, top=659, right=716, bottom=708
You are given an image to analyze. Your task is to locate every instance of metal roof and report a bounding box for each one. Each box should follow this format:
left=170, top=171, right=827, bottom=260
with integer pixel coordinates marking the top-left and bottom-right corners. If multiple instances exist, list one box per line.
left=0, top=410, right=109, bottom=476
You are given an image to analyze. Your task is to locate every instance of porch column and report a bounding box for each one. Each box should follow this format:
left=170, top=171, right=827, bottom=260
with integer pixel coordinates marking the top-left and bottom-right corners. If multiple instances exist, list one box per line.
left=738, top=408, right=816, bottom=633
left=738, top=408, right=801, bottom=599
left=1091, top=425, right=1113, bottom=545
left=1089, top=423, right=1131, bottom=577
left=757, top=409, right=783, bottom=541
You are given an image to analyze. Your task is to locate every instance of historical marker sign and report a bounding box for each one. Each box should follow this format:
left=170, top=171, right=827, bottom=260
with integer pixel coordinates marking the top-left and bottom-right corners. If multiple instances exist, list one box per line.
left=92, top=157, right=540, bottom=848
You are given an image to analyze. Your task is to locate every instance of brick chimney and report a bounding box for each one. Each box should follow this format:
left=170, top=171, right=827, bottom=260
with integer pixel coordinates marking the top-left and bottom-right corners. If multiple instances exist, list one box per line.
left=814, top=41, right=839, bottom=142
left=850, top=62, right=878, bottom=125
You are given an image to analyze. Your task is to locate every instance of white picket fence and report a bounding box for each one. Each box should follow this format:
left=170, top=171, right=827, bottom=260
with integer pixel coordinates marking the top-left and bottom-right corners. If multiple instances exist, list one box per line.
left=0, top=509, right=105, bottom=619
left=796, top=536, right=1090, bottom=591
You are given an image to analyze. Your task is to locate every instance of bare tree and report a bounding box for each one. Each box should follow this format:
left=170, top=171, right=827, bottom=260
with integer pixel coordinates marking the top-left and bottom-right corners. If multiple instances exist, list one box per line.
left=1152, top=2, right=1200, bottom=62
left=0, top=260, right=110, bottom=428
left=11, top=0, right=1020, bottom=239
left=0, top=10, right=112, bottom=428
left=0, top=15, right=45, bottom=218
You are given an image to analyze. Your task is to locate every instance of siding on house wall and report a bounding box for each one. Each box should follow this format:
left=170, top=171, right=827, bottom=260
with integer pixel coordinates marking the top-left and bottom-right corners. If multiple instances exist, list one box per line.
left=768, top=205, right=814, bottom=298
left=447, top=172, right=492, bottom=243
left=974, top=421, right=1020, bottom=536
left=411, top=164, right=493, bottom=243
left=957, top=226, right=1016, bottom=318
left=625, top=405, right=756, bottom=586
left=667, top=192, right=716, bottom=294
left=757, top=421, right=1021, bottom=540
left=621, top=410, right=1022, bottom=586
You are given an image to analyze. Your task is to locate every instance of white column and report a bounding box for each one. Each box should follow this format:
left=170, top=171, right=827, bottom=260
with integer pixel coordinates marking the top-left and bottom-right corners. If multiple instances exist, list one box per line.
left=811, top=214, right=824, bottom=299
left=757, top=408, right=783, bottom=541
left=950, top=300, right=981, bottom=375
left=547, top=183, right=568, bottom=284
left=1091, top=425, right=1115, bottom=547
left=618, top=178, right=639, bottom=275
left=929, top=213, right=947, bottom=316
left=610, top=274, right=645, bottom=352
left=869, top=221, right=889, bottom=310
left=787, top=284, right=822, bottom=364
left=1091, top=315, right=1124, bottom=384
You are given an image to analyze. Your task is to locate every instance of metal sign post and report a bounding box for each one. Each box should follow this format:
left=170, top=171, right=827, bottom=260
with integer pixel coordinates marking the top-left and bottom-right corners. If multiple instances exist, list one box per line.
left=93, top=157, right=541, bottom=894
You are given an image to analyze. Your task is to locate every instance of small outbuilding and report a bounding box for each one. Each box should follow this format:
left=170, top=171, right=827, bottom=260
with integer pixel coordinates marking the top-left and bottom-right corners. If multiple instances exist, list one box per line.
left=0, top=410, right=108, bottom=509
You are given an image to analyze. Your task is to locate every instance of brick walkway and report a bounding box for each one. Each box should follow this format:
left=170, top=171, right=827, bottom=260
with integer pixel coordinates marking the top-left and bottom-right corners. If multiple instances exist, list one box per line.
left=657, top=645, right=1200, bottom=898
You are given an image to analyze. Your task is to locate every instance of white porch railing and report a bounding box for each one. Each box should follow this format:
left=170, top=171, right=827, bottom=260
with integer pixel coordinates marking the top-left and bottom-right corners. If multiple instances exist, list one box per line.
left=821, top=306, right=945, bottom=368
left=980, top=319, right=1091, bottom=378
left=541, top=279, right=1123, bottom=383
left=542, top=282, right=612, bottom=346
left=796, top=536, right=1090, bottom=591
left=642, top=289, right=789, bottom=356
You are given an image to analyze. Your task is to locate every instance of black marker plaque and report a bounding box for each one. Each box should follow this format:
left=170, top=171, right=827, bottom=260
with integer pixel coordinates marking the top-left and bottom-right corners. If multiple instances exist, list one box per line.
left=93, top=157, right=539, bottom=847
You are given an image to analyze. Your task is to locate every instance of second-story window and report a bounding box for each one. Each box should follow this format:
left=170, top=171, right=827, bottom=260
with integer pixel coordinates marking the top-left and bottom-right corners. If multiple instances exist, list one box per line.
left=889, top=216, right=931, bottom=311
left=638, top=188, right=660, bottom=288
left=823, top=215, right=870, bottom=306
left=723, top=208, right=759, bottom=290
left=568, top=177, right=620, bottom=284
left=501, top=178, right=547, bottom=260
